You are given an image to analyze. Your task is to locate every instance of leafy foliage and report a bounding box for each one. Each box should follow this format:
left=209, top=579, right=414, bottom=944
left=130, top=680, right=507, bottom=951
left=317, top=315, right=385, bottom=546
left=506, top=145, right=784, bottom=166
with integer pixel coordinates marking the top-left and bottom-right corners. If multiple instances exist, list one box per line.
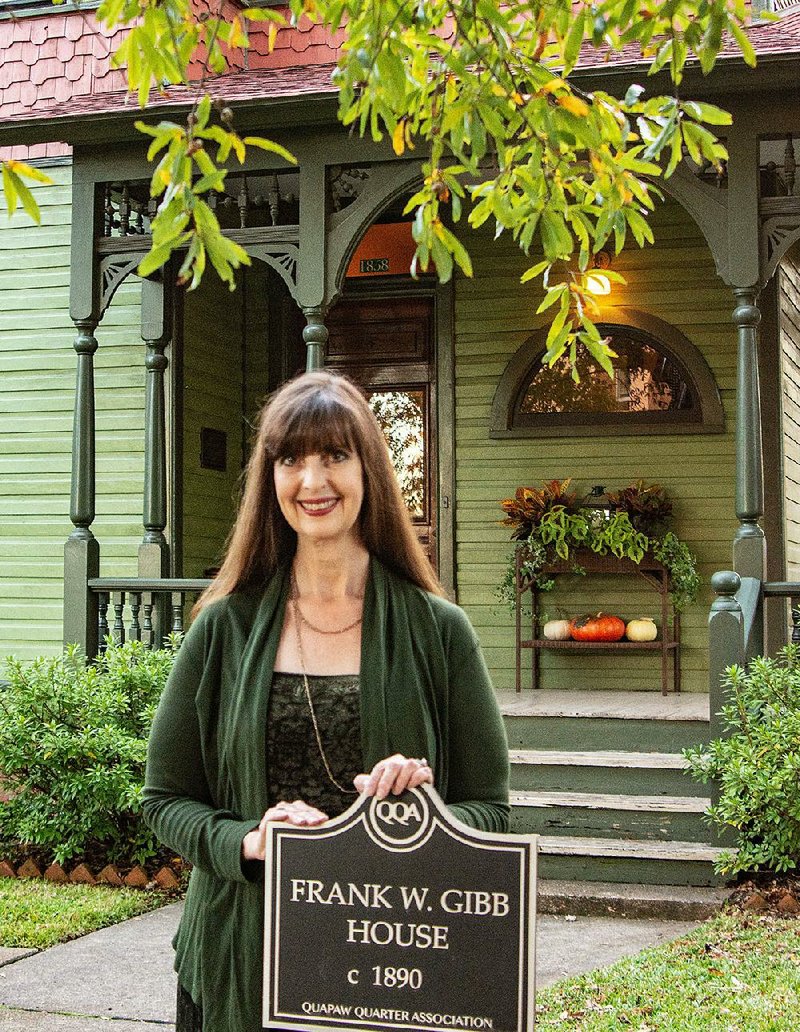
left=1, top=160, right=53, bottom=224
left=3, top=0, right=765, bottom=348
left=497, top=479, right=699, bottom=612
left=607, top=479, right=673, bottom=536
left=0, top=640, right=177, bottom=867
left=685, top=646, right=800, bottom=876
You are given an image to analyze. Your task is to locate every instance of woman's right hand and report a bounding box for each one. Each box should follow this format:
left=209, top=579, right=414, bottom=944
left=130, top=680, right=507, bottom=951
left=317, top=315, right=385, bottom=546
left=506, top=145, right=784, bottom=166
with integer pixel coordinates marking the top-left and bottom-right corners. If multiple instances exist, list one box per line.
left=241, top=799, right=329, bottom=861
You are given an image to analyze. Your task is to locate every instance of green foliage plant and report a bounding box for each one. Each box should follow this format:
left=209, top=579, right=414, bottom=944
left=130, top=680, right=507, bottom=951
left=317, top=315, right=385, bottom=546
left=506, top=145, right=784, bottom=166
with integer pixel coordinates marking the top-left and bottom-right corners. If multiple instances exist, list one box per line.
left=497, top=479, right=699, bottom=613
left=3, top=1, right=767, bottom=356
left=0, top=640, right=177, bottom=867
left=684, top=645, right=800, bottom=876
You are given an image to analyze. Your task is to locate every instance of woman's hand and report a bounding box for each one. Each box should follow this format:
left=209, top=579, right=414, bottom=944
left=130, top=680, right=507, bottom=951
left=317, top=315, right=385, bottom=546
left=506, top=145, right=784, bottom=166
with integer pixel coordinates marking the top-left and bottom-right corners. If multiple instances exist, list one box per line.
left=241, top=799, right=329, bottom=862
left=354, top=754, right=433, bottom=800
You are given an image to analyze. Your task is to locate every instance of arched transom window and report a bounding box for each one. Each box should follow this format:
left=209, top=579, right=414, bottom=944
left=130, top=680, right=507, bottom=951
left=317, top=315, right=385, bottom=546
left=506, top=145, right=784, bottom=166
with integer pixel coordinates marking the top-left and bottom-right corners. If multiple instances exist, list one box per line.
left=491, top=312, right=724, bottom=438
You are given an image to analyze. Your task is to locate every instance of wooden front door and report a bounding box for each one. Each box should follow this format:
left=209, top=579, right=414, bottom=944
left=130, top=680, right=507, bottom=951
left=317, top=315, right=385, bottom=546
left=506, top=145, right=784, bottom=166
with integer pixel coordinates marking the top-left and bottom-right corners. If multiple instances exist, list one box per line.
left=326, top=296, right=437, bottom=567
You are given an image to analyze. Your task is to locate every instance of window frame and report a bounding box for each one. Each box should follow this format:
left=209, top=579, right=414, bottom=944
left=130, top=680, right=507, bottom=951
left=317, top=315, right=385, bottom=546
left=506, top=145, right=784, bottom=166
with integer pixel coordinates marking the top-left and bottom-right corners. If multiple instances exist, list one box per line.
left=490, top=308, right=725, bottom=438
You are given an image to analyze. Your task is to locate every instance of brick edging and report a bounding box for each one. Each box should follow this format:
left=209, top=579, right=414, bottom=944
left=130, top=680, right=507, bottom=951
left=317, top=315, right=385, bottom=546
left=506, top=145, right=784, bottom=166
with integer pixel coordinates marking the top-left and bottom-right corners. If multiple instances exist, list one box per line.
left=0, top=857, right=184, bottom=890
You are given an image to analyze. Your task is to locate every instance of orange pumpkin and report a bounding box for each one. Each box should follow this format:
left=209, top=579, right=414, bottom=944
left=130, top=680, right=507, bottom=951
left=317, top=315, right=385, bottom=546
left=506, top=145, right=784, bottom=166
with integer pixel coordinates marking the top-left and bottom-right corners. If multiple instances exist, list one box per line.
left=569, top=613, right=626, bottom=642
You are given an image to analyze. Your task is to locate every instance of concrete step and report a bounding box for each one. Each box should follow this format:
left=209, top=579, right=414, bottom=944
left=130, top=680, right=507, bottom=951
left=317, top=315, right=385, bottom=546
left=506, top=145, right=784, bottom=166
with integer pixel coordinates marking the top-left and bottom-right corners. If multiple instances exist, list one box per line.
left=509, top=748, right=698, bottom=796
left=511, top=789, right=711, bottom=842
left=499, top=689, right=710, bottom=753
left=536, top=879, right=730, bottom=920
left=535, top=834, right=727, bottom=886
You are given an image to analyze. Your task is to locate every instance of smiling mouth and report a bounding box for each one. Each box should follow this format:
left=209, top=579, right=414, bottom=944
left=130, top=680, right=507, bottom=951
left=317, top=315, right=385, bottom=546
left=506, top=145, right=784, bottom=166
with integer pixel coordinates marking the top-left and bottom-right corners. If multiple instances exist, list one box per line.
left=298, top=498, right=339, bottom=516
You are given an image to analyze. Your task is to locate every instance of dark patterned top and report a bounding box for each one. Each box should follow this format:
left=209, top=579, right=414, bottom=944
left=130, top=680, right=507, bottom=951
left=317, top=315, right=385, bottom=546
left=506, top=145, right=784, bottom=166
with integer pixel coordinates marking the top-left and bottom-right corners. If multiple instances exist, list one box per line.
left=267, top=672, right=362, bottom=818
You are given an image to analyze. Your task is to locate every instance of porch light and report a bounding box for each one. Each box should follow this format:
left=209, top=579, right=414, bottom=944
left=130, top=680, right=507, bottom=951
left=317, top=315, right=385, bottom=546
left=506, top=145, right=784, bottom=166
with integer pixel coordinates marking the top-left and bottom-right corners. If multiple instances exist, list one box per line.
left=585, top=250, right=612, bottom=296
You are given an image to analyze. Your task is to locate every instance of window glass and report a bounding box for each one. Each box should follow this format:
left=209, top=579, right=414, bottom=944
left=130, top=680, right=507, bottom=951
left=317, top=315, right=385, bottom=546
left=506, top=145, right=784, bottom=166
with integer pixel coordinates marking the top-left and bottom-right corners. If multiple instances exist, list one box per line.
left=368, top=390, right=427, bottom=520
left=518, top=328, right=695, bottom=418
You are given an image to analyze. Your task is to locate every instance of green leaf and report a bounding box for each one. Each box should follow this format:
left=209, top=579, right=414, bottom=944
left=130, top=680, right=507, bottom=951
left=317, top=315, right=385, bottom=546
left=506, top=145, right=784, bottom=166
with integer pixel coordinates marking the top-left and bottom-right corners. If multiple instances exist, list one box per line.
left=242, top=137, right=297, bottom=165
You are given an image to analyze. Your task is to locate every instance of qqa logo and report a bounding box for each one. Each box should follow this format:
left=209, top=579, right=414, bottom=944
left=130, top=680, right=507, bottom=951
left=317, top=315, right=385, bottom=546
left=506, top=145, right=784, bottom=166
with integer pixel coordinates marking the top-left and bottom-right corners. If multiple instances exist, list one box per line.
left=367, top=788, right=432, bottom=850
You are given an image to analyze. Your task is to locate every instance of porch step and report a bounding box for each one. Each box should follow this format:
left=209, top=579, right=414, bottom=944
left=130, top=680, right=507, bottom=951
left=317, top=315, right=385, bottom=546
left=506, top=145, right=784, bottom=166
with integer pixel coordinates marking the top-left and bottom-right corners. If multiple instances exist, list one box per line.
left=511, top=790, right=711, bottom=843
left=536, top=835, right=728, bottom=887
left=509, top=748, right=696, bottom=796
left=499, top=689, right=710, bottom=753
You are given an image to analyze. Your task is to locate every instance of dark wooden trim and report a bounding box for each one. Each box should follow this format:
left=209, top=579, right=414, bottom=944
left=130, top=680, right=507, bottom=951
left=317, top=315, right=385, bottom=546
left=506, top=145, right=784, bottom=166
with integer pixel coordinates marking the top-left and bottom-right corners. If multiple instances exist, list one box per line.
left=171, top=283, right=185, bottom=578
left=490, top=307, right=725, bottom=439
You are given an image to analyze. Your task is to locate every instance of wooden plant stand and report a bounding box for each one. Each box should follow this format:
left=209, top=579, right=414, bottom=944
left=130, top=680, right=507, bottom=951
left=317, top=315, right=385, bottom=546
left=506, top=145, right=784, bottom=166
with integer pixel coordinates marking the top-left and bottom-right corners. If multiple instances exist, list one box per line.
left=515, top=549, right=681, bottom=695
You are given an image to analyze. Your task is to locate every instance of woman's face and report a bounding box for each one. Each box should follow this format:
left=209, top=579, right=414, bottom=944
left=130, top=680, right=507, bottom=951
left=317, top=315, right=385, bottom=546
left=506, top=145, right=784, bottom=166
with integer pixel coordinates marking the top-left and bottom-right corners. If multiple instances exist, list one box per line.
left=273, top=446, right=365, bottom=548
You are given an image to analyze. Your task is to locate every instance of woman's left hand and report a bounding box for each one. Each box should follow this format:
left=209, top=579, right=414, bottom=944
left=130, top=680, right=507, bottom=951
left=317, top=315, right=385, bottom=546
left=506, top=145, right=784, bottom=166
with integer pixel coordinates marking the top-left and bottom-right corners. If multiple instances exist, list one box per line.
left=354, top=754, right=433, bottom=799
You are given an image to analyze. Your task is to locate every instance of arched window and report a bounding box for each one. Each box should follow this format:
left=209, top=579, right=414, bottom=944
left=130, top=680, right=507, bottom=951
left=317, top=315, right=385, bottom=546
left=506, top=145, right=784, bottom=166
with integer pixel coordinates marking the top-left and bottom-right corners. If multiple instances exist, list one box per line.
left=491, top=310, right=724, bottom=438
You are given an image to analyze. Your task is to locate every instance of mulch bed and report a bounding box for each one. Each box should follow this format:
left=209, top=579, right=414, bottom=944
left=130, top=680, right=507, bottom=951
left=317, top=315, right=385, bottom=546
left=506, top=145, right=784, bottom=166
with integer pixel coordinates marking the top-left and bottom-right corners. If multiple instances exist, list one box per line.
left=0, top=844, right=189, bottom=891
left=727, top=873, right=800, bottom=917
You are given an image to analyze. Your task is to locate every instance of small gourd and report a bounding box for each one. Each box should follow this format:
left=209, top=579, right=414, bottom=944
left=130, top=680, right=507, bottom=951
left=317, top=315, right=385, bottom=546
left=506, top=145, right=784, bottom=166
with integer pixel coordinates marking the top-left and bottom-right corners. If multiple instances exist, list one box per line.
left=543, top=619, right=572, bottom=641
left=625, top=617, right=658, bottom=642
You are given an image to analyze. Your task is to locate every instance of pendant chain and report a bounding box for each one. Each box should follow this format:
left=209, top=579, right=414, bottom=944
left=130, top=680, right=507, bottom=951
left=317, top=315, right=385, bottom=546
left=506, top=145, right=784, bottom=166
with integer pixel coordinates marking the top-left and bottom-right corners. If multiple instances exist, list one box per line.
left=290, top=573, right=358, bottom=796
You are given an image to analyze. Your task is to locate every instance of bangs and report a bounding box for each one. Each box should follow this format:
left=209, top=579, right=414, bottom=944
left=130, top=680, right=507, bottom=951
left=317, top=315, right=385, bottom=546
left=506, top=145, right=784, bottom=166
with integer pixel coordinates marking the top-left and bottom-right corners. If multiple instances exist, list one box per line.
left=266, top=389, right=359, bottom=460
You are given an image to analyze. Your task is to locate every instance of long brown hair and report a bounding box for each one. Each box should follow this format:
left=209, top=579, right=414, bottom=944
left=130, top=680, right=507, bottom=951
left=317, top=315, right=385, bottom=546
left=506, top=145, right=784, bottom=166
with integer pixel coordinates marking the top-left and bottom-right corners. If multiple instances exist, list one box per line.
left=195, top=371, right=444, bottom=612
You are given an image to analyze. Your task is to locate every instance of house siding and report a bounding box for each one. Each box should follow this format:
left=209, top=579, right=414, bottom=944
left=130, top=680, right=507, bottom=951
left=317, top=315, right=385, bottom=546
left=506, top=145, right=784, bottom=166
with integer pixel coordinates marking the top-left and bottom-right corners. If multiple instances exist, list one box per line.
left=0, top=161, right=145, bottom=659
left=452, top=197, right=737, bottom=693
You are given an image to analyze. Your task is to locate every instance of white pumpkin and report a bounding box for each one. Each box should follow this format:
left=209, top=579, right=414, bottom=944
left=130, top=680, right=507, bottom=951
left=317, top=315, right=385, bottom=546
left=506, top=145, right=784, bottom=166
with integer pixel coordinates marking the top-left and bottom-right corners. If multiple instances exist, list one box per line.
left=543, top=619, right=572, bottom=641
left=625, top=617, right=658, bottom=642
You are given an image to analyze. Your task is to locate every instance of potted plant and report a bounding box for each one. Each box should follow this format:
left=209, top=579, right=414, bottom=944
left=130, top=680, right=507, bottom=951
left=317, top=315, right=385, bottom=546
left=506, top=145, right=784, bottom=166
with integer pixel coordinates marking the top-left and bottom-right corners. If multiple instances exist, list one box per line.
left=497, top=479, right=700, bottom=613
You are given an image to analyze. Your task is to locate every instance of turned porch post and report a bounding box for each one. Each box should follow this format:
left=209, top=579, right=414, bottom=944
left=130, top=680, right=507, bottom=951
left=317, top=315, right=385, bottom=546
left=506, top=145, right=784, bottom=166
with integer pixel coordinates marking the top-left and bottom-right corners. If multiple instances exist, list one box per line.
left=139, top=276, right=171, bottom=644
left=302, top=306, right=328, bottom=370
left=731, top=287, right=766, bottom=658
left=64, top=320, right=100, bottom=655
left=64, top=171, right=103, bottom=655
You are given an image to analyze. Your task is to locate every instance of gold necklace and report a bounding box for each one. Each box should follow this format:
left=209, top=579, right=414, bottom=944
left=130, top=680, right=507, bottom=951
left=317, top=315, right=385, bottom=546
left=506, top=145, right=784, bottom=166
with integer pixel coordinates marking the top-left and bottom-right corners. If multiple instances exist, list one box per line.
left=290, top=570, right=364, bottom=636
left=290, top=583, right=358, bottom=796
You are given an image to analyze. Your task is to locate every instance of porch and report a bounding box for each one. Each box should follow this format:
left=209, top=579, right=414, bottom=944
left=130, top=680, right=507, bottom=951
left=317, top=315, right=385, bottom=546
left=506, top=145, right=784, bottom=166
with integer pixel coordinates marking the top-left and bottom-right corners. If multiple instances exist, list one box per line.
left=55, top=90, right=800, bottom=887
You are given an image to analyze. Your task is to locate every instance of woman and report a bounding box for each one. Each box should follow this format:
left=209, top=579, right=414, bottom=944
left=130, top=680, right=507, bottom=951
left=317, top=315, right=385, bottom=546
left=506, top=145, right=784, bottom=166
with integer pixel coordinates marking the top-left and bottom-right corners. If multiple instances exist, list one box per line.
left=143, top=371, right=510, bottom=1032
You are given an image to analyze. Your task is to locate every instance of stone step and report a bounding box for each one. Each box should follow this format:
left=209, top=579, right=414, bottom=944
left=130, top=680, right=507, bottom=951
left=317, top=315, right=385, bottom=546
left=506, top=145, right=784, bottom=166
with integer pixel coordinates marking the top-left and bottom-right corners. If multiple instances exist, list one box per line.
left=511, top=790, right=711, bottom=843
left=536, top=879, right=729, bottom=920
left=535, top=835, right=727, bottom=886
left=509, top=748, right=697, bottom=796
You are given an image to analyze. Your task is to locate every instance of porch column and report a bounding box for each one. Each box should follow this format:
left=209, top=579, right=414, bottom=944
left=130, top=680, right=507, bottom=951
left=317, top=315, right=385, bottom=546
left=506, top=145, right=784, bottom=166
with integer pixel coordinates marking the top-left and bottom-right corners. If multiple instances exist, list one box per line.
left=63, top=319, right=100, bottom=656
left=139, top=276, right=170, bottom=580
left=302, top=306, right=328, bottom=371
left=731, top=286, right=766, bottom=657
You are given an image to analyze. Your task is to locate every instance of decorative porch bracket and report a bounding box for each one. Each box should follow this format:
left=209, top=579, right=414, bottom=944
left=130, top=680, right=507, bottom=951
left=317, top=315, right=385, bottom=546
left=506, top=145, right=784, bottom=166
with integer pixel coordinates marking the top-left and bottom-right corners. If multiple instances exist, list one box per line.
left=63, top=319, right=100, bottom=656
left=731, top=287, right=766, bottom=660
left=140, top=276, right=171, bottom=643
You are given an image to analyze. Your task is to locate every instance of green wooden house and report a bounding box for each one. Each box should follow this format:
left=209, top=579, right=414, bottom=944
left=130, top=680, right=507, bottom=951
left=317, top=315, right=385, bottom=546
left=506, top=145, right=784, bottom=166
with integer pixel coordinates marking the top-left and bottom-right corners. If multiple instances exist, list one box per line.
left=2, top=1, right=800, bottom=885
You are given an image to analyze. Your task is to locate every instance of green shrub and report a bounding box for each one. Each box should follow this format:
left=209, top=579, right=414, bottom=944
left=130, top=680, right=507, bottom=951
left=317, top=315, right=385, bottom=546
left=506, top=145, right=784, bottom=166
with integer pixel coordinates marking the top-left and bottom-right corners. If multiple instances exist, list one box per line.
left=0, top=640, right=177, bottom=867
left=684, top=645, right=800, bottom=875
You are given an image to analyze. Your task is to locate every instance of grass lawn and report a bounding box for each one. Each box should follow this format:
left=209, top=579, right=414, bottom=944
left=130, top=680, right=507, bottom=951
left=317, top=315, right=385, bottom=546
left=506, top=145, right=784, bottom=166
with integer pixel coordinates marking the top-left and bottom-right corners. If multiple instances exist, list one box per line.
left=536, top=912, right=800, bottom=1031
left=0, top=879, right=171, bottom=950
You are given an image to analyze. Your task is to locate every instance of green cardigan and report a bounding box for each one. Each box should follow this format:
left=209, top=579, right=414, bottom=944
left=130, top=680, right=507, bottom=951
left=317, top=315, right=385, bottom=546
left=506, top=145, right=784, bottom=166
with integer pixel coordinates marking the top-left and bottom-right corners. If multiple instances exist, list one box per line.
left=142, top=558, right=510, bottom=1032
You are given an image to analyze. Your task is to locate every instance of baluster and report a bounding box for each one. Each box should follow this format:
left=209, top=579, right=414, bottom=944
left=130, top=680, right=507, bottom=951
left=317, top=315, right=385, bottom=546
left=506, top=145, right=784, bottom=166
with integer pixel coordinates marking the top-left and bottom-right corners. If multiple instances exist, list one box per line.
left=268, top=173, right=280, bottom=226
left=171, top=592, right=185, bottom=635
left=112, top=591, right=126, bottom=645
left=104, top=184, right=114, bottom=236
left=147, top=196, right=158, bottom=229
left=142, top=594, right=154, bottom=648
left=129, top=591, right=142, bottom=641
left=785, top=135, right=796, bottom=196
left=119, top=183, right=130, bottom=235
left=791, top=597, right=800, bottom=644
left=238, top=178, right=249, bottom=229
left=135, top=204, right=144, bottom=235
left=98, top=592, right=110, bottom=651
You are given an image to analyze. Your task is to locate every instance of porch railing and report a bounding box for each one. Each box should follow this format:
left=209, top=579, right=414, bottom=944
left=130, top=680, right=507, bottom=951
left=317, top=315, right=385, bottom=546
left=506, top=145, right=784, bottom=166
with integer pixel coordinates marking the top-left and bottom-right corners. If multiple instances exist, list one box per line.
left=88, top=578, right=212, bottom=651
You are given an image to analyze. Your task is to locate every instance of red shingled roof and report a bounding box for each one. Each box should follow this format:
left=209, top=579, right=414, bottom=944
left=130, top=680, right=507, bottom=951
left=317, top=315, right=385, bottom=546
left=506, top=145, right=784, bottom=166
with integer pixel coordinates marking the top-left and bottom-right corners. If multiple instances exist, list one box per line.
left=1, top=5, right=799, bottom=137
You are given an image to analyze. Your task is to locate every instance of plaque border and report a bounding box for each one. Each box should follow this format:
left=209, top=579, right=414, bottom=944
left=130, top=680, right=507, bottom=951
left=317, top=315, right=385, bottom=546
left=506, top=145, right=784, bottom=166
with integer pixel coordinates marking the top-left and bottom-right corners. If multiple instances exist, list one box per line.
left=263, top=784, right=538, bottom=1032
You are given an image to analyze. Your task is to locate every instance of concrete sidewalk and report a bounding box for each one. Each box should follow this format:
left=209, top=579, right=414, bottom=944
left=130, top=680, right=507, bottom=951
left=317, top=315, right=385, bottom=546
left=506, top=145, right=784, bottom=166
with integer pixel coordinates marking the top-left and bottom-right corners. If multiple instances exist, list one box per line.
left=0, top=904, right=701, bottom=1030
